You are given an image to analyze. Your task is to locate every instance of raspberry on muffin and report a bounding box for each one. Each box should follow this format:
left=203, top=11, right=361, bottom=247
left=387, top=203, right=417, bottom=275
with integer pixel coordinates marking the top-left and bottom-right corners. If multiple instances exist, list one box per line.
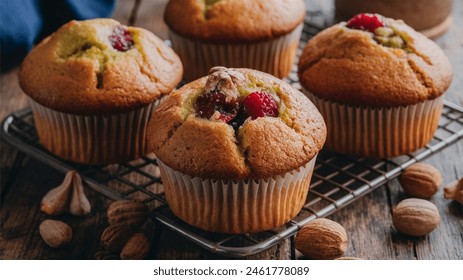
left=335, top=0, right=453, bottom=39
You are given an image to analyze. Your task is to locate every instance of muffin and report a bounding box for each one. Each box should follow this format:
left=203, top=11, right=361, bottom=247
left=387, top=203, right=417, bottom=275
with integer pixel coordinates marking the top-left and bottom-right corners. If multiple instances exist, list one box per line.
left=298, top=13, right=453, bottom=158
left=19, top=18, right=183, bottom=164
left=335, top=0, right=453, bottom=38
left=146, top=67, right=326, bottom=233
left=164, top=0, right=305, bottom=81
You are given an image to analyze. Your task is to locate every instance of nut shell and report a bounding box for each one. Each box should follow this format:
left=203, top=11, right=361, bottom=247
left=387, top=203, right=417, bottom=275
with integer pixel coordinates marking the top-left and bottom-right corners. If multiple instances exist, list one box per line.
left=39, top=219, right=73, bottom=248
left=120, top=233, right=150, bottom=260
left=392, top=198, right=440, bottom=236
left=399, top=163, right=442, bottom=198
left=100, top=224, right=134, bottom=253
left=444, top=177, right=463, bottom=205
left=107, top=200, right=148, bottom=228
left=295, top=218, right=348, bottom=259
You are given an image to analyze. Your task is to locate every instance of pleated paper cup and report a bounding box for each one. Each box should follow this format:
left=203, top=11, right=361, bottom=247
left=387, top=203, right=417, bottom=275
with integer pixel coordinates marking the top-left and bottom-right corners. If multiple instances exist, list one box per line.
left=158, top=156, right=317, bottom=234
left=304, top=90, right=444, bottom=158
left=169, top=23, right=303, bottom=82
left=29, top=98, right=159, bottom=164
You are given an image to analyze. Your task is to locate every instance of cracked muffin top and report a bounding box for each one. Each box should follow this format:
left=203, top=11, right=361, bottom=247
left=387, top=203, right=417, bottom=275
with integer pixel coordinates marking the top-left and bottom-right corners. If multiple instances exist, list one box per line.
left=146, top=67, right=326, bottom=180
left=298, top=14, right=453, bottom=107
left=164, top=0, right=306, bottom=43
left=19, top=19, right=183, bottom=114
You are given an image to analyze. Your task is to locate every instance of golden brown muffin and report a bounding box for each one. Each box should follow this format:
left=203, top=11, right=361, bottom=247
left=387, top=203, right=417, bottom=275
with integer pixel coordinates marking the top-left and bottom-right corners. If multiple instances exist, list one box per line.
left=147, top=67, right=326, bottom=233
left=298, top=14, right=453, bottom=158
left=148, top=67, right=326, bottom=179
left=164, top=0, right=306, bottom=81
left=335, top=0, right=453, bottom=38
left=298, top=15, right=452, bottom=108
left=20, top=18, right=183, bottom=114
left=164, top=0, right=306, bottom=43
left=18, top=18, right=183, bottom=164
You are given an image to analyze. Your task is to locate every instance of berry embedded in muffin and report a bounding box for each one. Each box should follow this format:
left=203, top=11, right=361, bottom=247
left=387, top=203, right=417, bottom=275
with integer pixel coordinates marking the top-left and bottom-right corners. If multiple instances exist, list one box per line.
left=242, top=91, right=279, bottom=119
left=108, top=25, right=134, bottom=51
left=191, top=67, right=283, bottom=130
left=193, top=67, right=280, bottom=129
left=346, top=13, right=385, bottom=32
left=345, top=13, right=412, bottom=51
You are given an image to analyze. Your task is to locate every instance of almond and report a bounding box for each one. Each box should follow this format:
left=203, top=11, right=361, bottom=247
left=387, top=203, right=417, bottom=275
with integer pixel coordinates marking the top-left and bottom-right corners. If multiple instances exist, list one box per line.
left=295, top=218, right=348, bottom=260
left=100, top=224, right=134, bottom=253
left=392, top=198, right=440, bottom=237
left=398, top=163, right=442, bottom=198
left=120, top=233, right=150, bottom=260
left=39, top=219, right=72, bottom=248
left=107, top=200, right=148, bottom=228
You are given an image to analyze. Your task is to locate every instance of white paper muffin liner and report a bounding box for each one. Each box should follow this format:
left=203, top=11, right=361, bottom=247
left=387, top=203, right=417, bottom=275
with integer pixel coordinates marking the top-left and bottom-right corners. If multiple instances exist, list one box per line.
left=157, top=156, right=317, bottom=234
left=169, top=23, right=303, bottom=81
left=29, top=98, right=160, bottom=164
left=304, top=90, right=444, bottom=158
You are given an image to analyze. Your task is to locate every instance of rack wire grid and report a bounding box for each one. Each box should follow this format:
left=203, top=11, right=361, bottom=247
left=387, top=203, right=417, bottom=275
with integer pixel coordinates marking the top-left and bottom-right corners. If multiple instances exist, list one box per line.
left=2, top=13, right=463, bottom=258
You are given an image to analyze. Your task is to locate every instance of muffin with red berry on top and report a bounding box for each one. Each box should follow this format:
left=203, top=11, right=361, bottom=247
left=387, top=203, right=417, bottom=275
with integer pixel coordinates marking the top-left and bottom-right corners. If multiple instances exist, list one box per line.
left=19, top=18, right=183, bottom=164
left=298, top=13, right=452, bottom=158
left=146, top=66, right=326, bottom=233
left=335, top=0, right=453, bottom=39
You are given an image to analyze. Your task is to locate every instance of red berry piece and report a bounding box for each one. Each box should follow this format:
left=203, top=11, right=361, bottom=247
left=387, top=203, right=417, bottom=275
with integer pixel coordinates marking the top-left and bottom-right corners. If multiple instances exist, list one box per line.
left=195, top=91, right=239, bottom=123
left=242, top=91, right=278, bottom=120
left=346, top=13, right=385, bottom=32
left=109, top=26, right=134, bottom=51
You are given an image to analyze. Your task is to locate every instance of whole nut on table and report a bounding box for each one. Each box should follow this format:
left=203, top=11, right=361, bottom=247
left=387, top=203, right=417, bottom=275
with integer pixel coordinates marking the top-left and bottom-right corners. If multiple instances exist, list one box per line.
left=444, top=177, right=463, bottom=205
left=39, top=219, right=73, bottom=248
left=107, top=200, right=148, bottom=228
left=120, top=233, right=151, bottom=260
left=295, top=218, right=348, bottom=260
left=398, top=163, right=442, bottom=199
left=392, top=198, right=440, bottom=237
left=100, top=224, right=134, bottom=253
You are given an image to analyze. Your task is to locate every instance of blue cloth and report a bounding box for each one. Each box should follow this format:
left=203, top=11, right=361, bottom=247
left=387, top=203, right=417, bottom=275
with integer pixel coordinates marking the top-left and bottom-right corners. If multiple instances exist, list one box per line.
left=1, top=0, right=115, bottom=72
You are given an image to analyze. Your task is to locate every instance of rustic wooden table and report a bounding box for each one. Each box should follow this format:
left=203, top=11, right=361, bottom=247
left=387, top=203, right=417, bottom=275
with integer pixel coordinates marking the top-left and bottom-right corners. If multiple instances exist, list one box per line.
left=1, top=0, right=462, bottom=260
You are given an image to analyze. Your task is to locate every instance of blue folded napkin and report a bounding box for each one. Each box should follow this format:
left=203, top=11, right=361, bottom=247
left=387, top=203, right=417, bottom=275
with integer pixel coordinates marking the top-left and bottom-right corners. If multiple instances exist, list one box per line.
left=1, top=0, right=115, bottom=72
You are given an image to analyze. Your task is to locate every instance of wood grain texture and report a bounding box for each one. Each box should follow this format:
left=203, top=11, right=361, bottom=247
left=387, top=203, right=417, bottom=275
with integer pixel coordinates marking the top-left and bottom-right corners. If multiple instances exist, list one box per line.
left=133, top=0, right=169, bottom=39
left=0, top=0, right=462, bottom=260
left=112, top=0, right=137, bottom=25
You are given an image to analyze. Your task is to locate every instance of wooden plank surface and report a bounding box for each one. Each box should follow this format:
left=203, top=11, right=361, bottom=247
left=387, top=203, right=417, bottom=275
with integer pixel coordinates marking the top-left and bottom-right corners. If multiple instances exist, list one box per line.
left=0, top=0, right=462, bottom=260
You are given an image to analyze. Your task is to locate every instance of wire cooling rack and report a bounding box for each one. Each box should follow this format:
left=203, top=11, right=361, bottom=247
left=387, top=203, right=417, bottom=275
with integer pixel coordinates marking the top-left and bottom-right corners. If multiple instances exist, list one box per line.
left=3, top=13, right=463, bottom=258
